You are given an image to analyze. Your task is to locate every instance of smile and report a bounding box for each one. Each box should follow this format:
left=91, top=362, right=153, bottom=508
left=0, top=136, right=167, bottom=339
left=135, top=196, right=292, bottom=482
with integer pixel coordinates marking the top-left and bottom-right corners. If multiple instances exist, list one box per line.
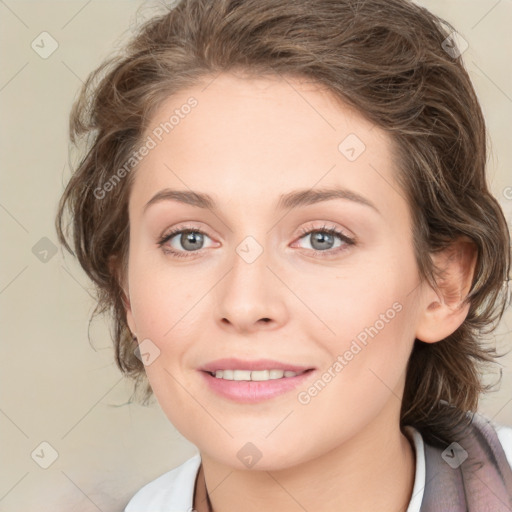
left=209, top=369, right=307, bottom=381
left=200, top=367, right=316, bottom=403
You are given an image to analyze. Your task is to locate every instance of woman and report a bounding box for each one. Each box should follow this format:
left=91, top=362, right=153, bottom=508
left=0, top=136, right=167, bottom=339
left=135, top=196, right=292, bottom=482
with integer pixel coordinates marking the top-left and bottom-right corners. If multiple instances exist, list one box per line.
left=55, top=0, right=512, bottom=510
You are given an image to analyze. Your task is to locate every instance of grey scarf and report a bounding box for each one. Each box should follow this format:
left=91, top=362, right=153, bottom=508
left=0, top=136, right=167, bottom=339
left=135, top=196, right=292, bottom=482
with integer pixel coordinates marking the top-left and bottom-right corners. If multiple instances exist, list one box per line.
left=421, top=412, right=512, bottom=511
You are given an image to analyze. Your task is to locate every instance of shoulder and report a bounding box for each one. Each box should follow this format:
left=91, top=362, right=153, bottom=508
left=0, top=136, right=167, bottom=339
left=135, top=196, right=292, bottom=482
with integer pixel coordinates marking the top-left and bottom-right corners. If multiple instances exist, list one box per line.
left=451, top=412, right=512, bottom=472
left=446, top=412, right=512, bottom=483
left=124, top=453, right=202, bottom=511
left=494, top=421, right=512, bottom=470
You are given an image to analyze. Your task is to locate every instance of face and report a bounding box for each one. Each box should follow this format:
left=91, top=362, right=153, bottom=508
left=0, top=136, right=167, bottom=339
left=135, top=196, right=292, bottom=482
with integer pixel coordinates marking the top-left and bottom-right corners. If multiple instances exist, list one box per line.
left=124, top=72, right=430, bottom=470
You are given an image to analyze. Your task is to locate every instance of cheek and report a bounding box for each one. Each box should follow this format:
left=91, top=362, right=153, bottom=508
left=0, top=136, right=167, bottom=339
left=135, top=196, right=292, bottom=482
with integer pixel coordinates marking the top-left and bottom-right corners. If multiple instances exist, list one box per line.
left=296, top=302, right=414, bottom=441
left=303, top=246, right=419, bottom=387
left=308, top=258, right=416, bottom=345
left=127, top=243, right=195, bottom=336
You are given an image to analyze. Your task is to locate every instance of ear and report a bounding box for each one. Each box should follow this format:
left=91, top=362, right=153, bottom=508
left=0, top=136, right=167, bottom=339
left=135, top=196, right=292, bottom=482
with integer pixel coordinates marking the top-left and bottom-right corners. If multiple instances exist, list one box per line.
left=415, top=236, right=478, bottom=343
left=109, top=254, right=137, bottom=336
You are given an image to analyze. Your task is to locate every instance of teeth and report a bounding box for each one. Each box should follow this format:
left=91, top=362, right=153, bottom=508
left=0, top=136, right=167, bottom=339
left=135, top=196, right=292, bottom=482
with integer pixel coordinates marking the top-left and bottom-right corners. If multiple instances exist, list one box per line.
left=251, top=370, right=273, bottom=381
left=234, top=370, right=252, bottom=381
left=212, top=369, right=302, bottom=381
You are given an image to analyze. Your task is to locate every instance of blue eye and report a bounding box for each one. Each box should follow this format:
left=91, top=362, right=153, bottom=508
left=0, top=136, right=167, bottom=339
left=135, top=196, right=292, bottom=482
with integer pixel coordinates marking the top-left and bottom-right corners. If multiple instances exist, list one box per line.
left=157, top=227, right=213, bottom=258
left=157, top=224, right=355, bottom=259
left=295, top=225, right=355, bottom=256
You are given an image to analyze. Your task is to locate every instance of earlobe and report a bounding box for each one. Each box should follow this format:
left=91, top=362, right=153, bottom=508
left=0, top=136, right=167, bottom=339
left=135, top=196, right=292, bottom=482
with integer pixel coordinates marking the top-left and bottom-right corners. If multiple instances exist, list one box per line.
left=415, top=236, right=477, bottom=344
left=109, top=254, right=137, bottom=335
left=120, top=283, right=138, bottom=336
left=121, top=285, right=138, bottom=337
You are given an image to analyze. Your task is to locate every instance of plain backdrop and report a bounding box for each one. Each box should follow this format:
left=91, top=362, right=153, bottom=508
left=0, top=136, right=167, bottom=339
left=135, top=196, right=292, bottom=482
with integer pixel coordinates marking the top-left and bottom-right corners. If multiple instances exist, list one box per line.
left=1, top=0, right=511, bottom=510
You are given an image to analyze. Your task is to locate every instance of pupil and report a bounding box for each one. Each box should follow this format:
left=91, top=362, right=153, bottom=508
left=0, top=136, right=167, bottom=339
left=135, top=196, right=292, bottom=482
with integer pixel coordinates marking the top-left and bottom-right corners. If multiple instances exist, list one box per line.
left=183, top=231, right=203, bottom=250
left=312, top=232, right=333, bottom=250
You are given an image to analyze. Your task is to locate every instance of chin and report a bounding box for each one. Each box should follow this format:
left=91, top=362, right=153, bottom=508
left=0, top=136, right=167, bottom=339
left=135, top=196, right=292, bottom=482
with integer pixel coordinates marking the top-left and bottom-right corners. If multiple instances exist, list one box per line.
left=197, top=435, right=315, bottom=472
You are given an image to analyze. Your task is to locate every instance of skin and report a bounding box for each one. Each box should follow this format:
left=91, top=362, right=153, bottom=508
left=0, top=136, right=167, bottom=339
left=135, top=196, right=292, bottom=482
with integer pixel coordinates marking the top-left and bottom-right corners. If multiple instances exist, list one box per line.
left=122, top=71, right=475, bottom=512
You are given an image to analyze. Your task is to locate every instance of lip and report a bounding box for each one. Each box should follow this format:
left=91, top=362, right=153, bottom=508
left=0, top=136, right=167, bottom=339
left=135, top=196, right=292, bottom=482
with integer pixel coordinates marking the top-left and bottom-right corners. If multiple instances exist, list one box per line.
left=199, top=358, right=316, bottom=404
left=200, top=358, right=313, bottom=373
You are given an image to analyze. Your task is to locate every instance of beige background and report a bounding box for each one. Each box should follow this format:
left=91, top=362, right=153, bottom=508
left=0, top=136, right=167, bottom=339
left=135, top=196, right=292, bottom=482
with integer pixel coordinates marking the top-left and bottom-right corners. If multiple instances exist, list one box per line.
left=1, top=1, right=511, bottom=510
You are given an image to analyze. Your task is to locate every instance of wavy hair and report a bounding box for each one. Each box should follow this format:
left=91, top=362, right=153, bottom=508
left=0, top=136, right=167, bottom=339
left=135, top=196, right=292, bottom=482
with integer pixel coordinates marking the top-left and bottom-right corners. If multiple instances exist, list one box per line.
left=55, top=0, right=511, bottom=447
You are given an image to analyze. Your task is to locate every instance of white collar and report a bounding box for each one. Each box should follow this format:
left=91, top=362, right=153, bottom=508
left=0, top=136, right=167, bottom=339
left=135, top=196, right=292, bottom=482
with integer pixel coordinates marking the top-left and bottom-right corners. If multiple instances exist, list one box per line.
left=125, top=426, right=427, bottom=511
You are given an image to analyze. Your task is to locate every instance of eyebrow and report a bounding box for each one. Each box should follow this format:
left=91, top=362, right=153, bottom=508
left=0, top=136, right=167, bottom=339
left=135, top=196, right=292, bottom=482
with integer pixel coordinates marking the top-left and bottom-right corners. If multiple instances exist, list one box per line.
left=143, top=187, right=380, bottom=214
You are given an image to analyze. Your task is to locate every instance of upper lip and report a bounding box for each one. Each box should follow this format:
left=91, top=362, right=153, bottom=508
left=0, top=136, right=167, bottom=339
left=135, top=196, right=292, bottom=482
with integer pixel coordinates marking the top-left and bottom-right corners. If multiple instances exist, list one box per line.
left=200, top=358, right=314, bottom=373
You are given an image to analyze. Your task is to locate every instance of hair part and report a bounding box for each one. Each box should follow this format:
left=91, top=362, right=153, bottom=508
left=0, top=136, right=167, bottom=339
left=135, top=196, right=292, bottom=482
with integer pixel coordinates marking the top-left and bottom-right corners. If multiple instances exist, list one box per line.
left=55, top=0, right=511, bottom=446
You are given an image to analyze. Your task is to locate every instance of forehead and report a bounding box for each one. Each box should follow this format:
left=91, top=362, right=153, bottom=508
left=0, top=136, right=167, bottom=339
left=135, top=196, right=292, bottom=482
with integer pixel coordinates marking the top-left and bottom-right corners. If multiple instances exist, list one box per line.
left=129, top=72, right=405, bottom=219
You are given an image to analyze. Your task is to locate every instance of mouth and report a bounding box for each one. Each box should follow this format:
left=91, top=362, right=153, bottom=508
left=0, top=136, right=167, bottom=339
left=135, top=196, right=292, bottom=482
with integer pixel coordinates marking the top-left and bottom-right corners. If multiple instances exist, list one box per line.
left=205, top=368, right=312, bottom=381
left=199, top=358, right=316, bottom=403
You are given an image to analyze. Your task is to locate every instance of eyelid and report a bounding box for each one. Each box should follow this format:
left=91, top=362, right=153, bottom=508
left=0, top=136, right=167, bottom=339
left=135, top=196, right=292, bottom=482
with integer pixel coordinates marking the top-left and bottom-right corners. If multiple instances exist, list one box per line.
left=295, top=222, right=355, bottom=242
left=157, top=222, right=356, bottom=258
left=291, top=222, right=356, bottom=256
left=157, top=224, right=217, bottom=256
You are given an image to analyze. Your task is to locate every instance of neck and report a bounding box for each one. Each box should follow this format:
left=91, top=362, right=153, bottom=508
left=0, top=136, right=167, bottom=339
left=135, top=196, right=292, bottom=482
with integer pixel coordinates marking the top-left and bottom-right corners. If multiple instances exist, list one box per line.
left=194, top=408, right=416, bottom=512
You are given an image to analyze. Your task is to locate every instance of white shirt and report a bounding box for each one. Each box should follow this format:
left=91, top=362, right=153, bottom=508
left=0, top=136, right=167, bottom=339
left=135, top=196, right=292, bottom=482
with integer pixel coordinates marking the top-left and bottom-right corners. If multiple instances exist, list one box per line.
left=125, top=423, right=512, bottom=512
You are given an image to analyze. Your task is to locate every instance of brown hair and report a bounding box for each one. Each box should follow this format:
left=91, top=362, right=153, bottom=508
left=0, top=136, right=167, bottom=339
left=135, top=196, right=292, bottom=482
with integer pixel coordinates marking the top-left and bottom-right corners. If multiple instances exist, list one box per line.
left=55, top=0, right=510, bottom=447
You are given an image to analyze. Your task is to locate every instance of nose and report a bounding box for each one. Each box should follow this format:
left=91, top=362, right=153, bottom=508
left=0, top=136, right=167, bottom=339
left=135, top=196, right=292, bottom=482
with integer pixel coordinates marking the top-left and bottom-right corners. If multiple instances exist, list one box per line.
left=214, top=240, right=288, bottom=334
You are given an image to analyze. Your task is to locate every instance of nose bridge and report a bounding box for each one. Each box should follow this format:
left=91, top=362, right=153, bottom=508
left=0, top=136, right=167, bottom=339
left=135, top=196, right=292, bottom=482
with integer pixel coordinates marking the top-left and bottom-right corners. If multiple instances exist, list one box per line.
left=215, top=231, right=284, bottom=329
left=229, top=233, right=271, bottom=298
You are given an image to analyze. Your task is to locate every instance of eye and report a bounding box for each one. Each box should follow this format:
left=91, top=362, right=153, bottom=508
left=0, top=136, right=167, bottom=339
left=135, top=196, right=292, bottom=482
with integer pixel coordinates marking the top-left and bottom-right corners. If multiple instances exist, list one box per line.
left=157, top=223, right=355, bottom=259
left=157, top=225, right=215, bottom=258
left=294, top=224, right=355, bottom=257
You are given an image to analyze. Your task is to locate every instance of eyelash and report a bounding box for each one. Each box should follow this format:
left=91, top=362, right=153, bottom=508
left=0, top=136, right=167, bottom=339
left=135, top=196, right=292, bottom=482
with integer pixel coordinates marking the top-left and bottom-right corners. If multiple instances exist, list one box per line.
left=157, top=223, right=355, bottom=259
left=157, top=225, right=212, bottom=259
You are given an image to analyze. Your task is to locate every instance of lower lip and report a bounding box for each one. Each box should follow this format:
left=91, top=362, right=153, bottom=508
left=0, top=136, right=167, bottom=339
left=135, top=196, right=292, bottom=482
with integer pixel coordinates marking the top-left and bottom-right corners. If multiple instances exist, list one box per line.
left=200, top=370, right=316, bottom=403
